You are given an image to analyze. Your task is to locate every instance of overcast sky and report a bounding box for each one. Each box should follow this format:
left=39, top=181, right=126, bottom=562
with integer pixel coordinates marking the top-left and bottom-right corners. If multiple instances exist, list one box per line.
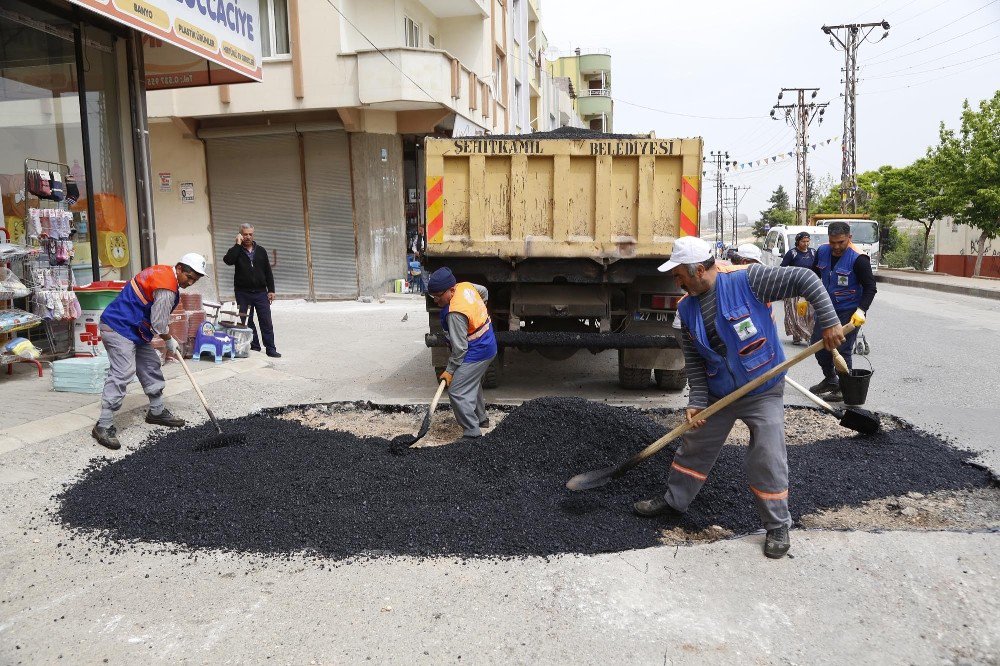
left=540, top=0, right=1000, bottom=222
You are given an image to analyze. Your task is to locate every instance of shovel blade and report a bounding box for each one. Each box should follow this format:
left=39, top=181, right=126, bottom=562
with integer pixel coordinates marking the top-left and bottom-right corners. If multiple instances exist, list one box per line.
left=839, top=407, right=880, bottom=435
left=566, top=465, right=617, bottom=491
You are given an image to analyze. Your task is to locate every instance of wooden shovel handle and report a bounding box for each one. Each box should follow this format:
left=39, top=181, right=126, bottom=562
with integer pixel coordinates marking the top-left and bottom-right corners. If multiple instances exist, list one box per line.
left=429, top=379, right=447, bottom=413
left=174, top=350, right=222, bottom=433
left=613, top=323, right=855, bottom=477
left=832, top=349, right=850, bottom=375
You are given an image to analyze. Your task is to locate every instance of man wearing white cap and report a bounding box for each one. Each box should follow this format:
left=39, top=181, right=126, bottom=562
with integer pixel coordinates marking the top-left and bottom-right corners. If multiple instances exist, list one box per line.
left=91, top=254, right=207, bottom=450
left=632, top=236, right=845, bottom=559
left=734, top=243, right=763, bottom=265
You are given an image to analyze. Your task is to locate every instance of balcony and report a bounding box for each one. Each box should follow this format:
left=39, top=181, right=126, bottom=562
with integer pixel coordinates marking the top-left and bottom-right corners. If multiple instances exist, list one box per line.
left=577, top=91, right=612, bottom=118
left=578, top=52, right=611, bottom=75
left=420, top=0, right=488, bottom=17
left=354, top=47, right=492, bottom=131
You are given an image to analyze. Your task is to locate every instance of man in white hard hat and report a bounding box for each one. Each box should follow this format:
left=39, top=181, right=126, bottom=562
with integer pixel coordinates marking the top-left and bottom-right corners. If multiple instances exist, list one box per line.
left=631, top=236, right=845, bottom=559
left=92, top=254, right=207, bottom=450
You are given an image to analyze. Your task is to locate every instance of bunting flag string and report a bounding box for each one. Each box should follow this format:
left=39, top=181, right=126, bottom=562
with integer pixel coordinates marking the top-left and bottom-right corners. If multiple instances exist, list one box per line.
left=724, top=136, right=840, bottom=172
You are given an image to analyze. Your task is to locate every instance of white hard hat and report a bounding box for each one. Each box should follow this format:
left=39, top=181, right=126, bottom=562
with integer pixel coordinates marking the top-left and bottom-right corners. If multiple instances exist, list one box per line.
left=736, top=243, right=763, bottom=263
left=178, top=252, right=208, bottom=275
left=659, top=236, right=713, bottom=272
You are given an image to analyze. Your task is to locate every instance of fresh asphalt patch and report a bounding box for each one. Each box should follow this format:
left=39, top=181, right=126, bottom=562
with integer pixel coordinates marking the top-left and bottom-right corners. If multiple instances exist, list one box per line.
left=56, top=398, right=997, bottom=560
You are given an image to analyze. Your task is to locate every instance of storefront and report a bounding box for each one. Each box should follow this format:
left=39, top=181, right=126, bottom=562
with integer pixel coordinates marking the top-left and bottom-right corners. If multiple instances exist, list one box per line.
left=0, top=0, right=261, bottom=283
left=1, top=0, right=261, bottom=355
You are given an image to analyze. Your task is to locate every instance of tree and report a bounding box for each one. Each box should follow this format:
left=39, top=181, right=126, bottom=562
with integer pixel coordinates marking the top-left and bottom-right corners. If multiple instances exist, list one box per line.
left=753, top=185, right=793, bottom=238
left=869, top=156, right=950, bottom=270
left=936, top=91, right=1000, bottom=277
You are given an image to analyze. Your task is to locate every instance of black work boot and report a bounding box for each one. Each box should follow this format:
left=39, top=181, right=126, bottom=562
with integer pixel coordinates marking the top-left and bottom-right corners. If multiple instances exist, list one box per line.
left=92, top=424, right=121, bottom=450
left=479, top=418, right=491, bottom=429
left=633, top=496, right=681, bottom=518
left=146, top=408, right=185, bottom=428
left=764, top=526, right=791, bottom=559
left=826, top=386, right=843, bottom=402
left=808, top=379, right=837, bottom=395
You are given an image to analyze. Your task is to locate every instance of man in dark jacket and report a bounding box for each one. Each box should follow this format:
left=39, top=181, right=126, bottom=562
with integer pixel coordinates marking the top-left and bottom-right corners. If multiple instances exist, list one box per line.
left=223, top=223, right=280, bottom=358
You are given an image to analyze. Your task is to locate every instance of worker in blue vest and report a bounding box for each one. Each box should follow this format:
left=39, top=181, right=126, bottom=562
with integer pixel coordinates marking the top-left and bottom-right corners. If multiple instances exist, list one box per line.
left=633, top=236, right=845, bottom=559
left=809, top=221, right=877, bottom=401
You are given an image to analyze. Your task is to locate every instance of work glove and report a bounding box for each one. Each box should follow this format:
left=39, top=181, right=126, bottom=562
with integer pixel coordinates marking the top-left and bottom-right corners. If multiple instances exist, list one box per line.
left=439, top=371, right=453, bottom=387
left=164, top=337, right=180, bottom=355
left=850, top=308, right=867, bottom=328
left=796, top=299, right=809, bottom=318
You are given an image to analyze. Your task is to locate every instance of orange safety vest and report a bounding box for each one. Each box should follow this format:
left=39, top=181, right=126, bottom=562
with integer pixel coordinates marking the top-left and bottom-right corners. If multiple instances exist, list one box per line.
left=448, top=282, right=492, bottom=341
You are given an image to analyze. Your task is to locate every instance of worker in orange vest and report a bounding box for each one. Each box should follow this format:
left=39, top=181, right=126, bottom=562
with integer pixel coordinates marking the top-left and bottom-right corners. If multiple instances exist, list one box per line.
left=427, top=267, right=498, bottom=440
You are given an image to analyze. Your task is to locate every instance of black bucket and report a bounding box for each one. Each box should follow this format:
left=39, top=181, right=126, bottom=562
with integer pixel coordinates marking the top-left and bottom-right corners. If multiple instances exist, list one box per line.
left=837, top=356, right=873, bottom=406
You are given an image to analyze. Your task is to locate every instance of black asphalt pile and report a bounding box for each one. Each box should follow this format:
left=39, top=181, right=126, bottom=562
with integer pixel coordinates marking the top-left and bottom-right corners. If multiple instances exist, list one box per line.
left=56, top=398, right=995, bottom=560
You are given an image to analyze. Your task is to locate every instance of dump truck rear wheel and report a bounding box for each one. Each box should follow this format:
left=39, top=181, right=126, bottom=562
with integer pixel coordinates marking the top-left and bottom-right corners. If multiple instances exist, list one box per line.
left=618, top=361, right=652, bottom=389
left=483, top=359, right=500, bottom=389
left=654, top=369, right=687, bottom=391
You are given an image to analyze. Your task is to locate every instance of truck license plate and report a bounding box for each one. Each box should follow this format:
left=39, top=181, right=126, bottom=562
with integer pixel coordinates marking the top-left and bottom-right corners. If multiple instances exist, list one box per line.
left=633, top=312, right=671, bottom=322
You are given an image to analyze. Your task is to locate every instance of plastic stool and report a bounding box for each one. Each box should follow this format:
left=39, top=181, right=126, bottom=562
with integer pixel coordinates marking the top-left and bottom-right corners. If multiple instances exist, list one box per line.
left=193, top=321, right=235, bottom=364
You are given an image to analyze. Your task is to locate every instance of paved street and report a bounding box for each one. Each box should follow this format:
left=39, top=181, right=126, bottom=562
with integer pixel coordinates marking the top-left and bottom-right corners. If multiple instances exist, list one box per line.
left=1, top=284, right=998, bottom=664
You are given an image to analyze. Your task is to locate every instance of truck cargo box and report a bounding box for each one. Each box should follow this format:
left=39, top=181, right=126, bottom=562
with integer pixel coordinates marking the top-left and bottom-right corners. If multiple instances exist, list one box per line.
left=424, top=135, right=704, bottom=259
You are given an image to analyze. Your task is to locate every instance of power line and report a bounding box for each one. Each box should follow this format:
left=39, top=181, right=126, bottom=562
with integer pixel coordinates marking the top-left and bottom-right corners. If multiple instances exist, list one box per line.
left=322, top=0, right=437, bottom=104
left=864, top=50, right=1000, bottom=79
left=613, top=97, right=768, bottom=121
left=864, top=16, right=1000, bottom=65
left=893, top=0, right=950, bottom=26
left=858, top=52, right=1000, bottom=94
left=867, top=0, right=999, bottom=58
left=863, top=29, right=1000, bottom=69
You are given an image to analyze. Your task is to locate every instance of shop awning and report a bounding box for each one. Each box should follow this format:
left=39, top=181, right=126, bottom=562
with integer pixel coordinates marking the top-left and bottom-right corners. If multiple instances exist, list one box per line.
left=67, top=0, right=263, bottom=89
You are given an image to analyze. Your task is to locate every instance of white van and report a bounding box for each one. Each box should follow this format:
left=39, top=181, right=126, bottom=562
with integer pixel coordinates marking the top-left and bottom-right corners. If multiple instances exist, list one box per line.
left=761, top=225, right=829, bottom=268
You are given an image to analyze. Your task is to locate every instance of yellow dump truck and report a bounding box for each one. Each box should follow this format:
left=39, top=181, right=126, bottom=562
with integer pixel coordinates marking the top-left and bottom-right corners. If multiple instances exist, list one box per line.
left=422, top=132, right=704, bottom=389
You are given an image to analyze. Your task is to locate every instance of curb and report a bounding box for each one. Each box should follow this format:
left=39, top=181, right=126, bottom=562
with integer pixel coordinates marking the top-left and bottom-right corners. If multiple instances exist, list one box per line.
left=0, top=357, right=272, bottom=456
left=875, top=273, right=1000, bottom=301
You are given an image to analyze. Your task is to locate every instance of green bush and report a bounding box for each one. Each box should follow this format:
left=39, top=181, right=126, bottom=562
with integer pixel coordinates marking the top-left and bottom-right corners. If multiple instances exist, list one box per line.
left=883, top=231, right=929, bottom=270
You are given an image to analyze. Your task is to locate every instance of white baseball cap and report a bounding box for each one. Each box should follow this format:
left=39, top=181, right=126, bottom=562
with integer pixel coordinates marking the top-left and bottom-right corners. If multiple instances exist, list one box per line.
left=177, top=252, right=208, bottom=276
left=658, top=236, right=713, bottom=272
left=736, top=243, right=763, bottom=263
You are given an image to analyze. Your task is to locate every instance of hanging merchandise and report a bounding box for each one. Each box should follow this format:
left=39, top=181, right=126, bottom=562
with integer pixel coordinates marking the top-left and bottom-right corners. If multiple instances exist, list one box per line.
left=64, top=174, right=80, bottom=206
left=0, top=267, right=31, bottom=299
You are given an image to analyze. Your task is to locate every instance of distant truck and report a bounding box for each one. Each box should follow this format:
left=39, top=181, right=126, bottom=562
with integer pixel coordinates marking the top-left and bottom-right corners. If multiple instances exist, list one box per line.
left=808, top=214, right=881, bottom=272
left=421, top=132, right=704, bottom=389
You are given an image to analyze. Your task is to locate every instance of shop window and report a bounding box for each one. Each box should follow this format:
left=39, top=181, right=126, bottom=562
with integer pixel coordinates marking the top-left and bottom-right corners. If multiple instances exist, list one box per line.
left=0, top=2, right=134, bottom=283
left=404, top=16, right=421, bottom=48
left=258, top=0, right=290, bottom=59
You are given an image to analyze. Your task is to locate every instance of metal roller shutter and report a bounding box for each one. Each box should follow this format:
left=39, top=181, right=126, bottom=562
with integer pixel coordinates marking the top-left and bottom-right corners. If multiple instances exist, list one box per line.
left=303, top=131, right=358, bottom=298
left=206, top=135, right=311, bottom=298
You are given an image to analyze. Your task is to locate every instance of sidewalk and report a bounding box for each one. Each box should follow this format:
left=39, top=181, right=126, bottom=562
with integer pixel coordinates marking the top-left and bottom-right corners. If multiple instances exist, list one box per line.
left=0, top=353, right=271, bottom=455
left=876, top=268, right=1000, bottom=300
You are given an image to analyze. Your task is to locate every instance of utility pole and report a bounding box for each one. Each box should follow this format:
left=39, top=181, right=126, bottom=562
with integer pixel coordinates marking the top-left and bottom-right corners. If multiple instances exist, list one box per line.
left=729, top=184, right=750, bottom=246
left=704, top=151, right=736, bottom=254
left=771, top=88, right=828, bottom=225
left=822, top=20, right=890, bottom=213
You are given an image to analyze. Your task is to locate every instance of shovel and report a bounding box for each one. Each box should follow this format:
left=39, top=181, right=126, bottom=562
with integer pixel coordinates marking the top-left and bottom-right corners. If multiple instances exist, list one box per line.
left=174, top=351, right=247, bottom=450
left=784, top=376, right=880, bottom=435
left=566, top=323, right=856, bottom=491
left=390, top=380, right=448, bottom=451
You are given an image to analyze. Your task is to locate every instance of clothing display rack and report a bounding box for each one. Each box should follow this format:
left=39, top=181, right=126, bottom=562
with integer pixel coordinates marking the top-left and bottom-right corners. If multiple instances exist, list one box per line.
left=2, top=158, right=82, bottom=367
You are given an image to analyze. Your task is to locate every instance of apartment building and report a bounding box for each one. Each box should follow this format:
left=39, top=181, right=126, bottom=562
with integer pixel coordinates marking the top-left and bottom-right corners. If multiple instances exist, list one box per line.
left=550, top=47, right=613, bottom=131
left=147, top=0, right=587, bottom=300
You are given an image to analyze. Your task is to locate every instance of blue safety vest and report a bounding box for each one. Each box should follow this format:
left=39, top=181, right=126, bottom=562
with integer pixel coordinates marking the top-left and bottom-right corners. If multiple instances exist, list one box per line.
left=786, top=247, right=816, bottom=268
left=679, top=270, right=785, bottom=399
left=816, top=244, right=862, bottom=311
left=101, top=265, right=180, bottom=344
